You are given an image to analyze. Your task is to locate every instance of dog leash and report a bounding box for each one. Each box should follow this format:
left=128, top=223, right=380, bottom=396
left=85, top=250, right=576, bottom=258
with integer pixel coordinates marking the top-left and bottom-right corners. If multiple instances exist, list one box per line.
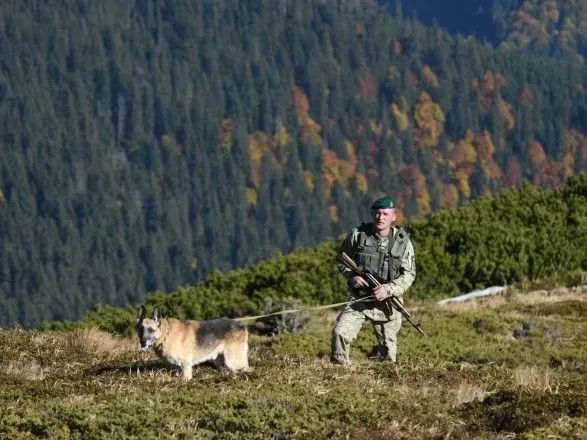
left=234, top=296, right=375, bottom=322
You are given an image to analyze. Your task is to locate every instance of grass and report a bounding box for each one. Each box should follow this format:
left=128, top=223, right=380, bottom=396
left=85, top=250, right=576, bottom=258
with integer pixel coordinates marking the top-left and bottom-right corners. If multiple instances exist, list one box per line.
left=0, top=286, right=585, bottom=439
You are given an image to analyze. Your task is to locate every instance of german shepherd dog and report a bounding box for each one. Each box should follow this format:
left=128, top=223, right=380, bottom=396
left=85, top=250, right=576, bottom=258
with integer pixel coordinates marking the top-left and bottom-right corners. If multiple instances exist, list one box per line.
left=136, top=306, right=250, bottom=380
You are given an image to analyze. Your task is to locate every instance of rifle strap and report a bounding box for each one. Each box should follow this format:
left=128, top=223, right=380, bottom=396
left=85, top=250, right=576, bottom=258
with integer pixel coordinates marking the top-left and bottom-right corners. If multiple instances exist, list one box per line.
left=234, top=296, right=374, bottom=322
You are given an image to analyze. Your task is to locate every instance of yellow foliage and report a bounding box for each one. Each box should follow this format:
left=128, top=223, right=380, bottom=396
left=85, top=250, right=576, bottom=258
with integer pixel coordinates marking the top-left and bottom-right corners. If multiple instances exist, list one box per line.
left=354, top=22, right=365, bottom=37
left=562, top=152, right=574, bottom=177
left=414, top=92, right=445, bottom=147
left=300, top=117, right=322, bottom=146
left=328, top=204, right=339, bottom=223
left=422, top=65, right=439, bottom=87
left=498, top=99, right=516, bottom=131
left=343, top=140, right=355, bottom=157
left=391, top=103, right=409, bottom=131
left=416, top=188, right=431, bottom=216
left=274, top=123, right=291, bottom=147
left=0, top=190, right=5, bottom=203
left=160, top=134, right=173, bottom=149
left=388, top=65, right=400, bottom=81
left=355, top=173, right=368, bottom=193
left=245, top=187, right=258, bottom=206
left=370, top=120, right=383, bottom=139
left=458, top=177, right=471, bottom=199
left=303, top=170, right=314, bottom=192
left=248, top=135, right=264, bottom=187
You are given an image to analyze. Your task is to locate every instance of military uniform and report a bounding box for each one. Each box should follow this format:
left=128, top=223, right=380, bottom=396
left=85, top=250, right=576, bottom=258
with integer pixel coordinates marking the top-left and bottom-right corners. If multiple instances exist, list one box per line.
left=332, top=221, right=416, bottom=363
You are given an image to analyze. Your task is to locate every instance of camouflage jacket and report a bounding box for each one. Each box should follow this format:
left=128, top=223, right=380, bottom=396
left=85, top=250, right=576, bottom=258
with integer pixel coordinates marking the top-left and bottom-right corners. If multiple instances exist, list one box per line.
left=337, top=223, right=416, bottom=321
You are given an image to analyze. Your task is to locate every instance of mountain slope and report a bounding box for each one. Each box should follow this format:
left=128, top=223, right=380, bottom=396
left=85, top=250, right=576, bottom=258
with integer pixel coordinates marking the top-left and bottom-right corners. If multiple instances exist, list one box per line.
left=0, top=0, right=586, bottom=327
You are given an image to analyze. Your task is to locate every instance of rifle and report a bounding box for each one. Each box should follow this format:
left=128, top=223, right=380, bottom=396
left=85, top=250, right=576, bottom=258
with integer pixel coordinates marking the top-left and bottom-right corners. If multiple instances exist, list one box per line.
left=336, top=251, right=426, bottom=336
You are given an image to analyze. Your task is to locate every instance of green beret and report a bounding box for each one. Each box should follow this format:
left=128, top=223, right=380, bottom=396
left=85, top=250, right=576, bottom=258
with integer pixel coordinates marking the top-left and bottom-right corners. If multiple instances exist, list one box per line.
left=370, top=196, right=395, bottom=210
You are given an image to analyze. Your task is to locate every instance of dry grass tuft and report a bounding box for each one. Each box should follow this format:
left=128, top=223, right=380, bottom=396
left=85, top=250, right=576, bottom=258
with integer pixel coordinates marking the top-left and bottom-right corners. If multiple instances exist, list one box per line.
left=451, top=380, right=490, bottom=406
left=4, top=357, right=46, bottom=381
left=64, top=327, right=136, bottom=359
left=512, top=365, right=557, bottom=392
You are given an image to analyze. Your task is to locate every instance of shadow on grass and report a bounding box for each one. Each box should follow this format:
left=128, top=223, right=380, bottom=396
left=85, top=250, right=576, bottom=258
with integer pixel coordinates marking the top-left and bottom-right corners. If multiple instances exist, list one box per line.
left=84, top=360, right=171, bottom=376
left=83, top=359, right=244, bottom=379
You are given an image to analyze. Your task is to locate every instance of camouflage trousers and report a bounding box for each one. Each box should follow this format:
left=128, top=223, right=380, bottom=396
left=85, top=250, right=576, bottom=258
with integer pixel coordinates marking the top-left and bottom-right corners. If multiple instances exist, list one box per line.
left=331, top=306, right=402, bottom=364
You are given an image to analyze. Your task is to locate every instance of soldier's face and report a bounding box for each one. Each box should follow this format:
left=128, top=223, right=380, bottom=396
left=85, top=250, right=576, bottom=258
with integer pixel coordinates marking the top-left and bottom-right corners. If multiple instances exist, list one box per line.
left=371, top=208, right=396, bottom=232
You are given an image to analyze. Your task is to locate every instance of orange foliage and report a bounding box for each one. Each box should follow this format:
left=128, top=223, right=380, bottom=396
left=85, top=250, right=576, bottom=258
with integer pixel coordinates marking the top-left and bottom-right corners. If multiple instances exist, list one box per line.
left=448, top=131, right=502, bottom=192
left=474, top=71, right=508, bottom=111
left=248, top=131, right=283, bottom=187
left=321, top=142, right=359, bottom=197
left=292, top=84, right=310, bottom=117
left=300, top=117, right=322, bottom=146
left=498, top=98, right=516, bottom=131
left=541, top=163, right=563, bottom=188
left=392, top=40, right=402, bottom=56
left=248, top=134, right=265, bottom=187
left=451, top=131, right=477, bottom=165
left=358, top=70, right=377, bottom=102
left=441, top=183, right=459, bottom=210
left=528, top=140, right=547, bottom=167
left=421, top=65, right=439, bottom=87
left=504, top=158, right=523, bottom=187
left=292, top=85, right=322, bottom=146
left=219, top=118, right=234, bottom=150
left=475, top=131, right=502, bottom=181
left=475, top=131, right=496, bottom=161
left=355, top=173, right=368, bottom=193
left=396, top=164, right=431, bottom=216
left=518, top=84, right=534, bottom=106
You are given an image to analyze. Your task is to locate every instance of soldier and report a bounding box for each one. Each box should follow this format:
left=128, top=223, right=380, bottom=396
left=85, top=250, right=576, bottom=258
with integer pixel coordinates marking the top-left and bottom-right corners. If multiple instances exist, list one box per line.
left=332, top=196, right=416, bottom=364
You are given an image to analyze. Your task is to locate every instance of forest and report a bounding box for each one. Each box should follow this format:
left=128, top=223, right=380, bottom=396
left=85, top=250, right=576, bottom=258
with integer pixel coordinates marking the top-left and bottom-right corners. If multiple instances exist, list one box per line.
left=0, top=0, right=586, bottom=327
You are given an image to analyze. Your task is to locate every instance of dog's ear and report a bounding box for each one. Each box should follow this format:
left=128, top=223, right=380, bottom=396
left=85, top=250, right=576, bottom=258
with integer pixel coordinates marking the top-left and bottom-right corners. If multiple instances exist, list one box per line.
left=137, top=305, right=147, bottom=325
left=153, top=306, right=162, bottom=325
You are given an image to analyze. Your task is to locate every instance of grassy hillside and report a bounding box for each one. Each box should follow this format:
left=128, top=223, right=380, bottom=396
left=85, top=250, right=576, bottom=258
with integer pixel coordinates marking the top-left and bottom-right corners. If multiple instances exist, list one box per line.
left=1, top=287, right=585, bottom=439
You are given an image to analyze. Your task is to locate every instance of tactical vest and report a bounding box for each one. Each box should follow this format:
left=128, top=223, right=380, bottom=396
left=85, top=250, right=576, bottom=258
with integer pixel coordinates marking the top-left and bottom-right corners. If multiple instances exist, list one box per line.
left=353, top=223, right=410, bottom=282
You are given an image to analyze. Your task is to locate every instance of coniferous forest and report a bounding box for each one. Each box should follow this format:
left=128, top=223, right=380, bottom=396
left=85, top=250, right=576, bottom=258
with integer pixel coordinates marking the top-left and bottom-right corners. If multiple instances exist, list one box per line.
left=0, top=0, right=586, bottom=327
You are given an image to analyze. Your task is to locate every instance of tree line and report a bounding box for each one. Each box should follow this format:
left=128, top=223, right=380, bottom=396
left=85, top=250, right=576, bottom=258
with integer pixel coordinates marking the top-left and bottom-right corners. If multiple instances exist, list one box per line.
left=0, top=0, right=586, bottom=327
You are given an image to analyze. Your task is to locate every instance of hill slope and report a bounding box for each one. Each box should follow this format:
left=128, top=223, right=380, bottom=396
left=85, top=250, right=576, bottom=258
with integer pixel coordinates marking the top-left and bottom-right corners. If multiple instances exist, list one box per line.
left=1, top=286, right=585, bottom=438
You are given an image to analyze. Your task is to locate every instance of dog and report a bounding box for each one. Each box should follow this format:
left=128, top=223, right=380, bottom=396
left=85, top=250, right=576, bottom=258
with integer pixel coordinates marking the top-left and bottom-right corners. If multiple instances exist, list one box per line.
left=136, top=305, right=250, bottom=380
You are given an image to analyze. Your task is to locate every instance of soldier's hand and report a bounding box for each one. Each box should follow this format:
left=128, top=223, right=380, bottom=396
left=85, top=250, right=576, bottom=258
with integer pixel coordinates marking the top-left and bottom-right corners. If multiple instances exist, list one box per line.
left=373, top=285, right=389, bottom=302
left=349, top=276, right=369, bottom=289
